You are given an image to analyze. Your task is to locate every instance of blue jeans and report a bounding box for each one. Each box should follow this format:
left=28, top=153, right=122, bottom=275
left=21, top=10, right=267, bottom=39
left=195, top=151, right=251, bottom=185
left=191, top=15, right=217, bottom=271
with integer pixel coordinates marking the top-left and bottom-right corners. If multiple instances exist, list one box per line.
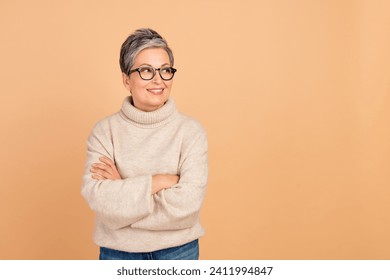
left=99, top=239, right=199, bottom=260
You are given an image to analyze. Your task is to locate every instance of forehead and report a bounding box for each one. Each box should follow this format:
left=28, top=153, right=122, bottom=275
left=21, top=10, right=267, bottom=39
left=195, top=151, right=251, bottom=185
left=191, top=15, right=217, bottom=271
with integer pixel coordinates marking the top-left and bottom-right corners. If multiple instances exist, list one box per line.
left=134, top=48, right=170, bottom=66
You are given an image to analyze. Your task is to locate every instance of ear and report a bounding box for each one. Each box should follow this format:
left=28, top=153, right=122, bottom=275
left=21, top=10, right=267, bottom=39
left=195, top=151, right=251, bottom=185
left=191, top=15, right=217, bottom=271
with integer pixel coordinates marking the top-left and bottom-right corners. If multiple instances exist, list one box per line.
left=122, top=73, right=132, bottom=92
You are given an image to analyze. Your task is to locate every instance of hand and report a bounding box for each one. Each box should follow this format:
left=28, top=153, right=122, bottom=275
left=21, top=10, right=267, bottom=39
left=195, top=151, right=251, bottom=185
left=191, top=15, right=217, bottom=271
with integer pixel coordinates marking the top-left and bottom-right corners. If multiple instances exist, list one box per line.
left=152, top=174, right=179, bottom=194
left=90, top=156, right=122, bottom=180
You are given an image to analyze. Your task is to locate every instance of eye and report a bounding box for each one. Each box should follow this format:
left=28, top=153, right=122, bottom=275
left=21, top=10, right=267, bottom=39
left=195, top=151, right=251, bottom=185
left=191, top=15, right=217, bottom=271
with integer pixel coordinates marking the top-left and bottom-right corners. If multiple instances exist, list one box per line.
left=161, top=67, right=172, bottom=74
left=139, top=66, right=153, bottom=73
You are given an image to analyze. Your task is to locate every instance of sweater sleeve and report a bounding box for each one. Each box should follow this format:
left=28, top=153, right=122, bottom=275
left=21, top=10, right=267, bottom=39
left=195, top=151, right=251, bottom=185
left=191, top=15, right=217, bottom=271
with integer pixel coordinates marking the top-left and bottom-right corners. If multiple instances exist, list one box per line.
left=81, top=121, right=153, bottom=230
left=130, top=129, right=208, bottom=231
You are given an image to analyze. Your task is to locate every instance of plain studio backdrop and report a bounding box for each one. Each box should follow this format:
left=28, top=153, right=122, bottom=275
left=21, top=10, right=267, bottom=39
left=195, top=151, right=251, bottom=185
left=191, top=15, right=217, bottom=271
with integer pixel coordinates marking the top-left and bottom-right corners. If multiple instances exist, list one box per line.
left=0, top=0, right=389, bottom=259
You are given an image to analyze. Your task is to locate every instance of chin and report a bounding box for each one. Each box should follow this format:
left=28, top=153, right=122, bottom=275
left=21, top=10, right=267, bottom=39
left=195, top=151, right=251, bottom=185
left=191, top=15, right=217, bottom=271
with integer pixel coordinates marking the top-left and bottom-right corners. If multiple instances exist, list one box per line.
left=151, top=94, right=169, bottom=103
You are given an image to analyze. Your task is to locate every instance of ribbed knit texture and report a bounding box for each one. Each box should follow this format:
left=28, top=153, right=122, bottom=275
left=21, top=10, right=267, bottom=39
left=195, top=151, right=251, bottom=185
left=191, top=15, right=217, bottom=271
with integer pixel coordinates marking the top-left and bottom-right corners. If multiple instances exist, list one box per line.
left=82, top=96, right=208, bottom=253
left=119, top=96, right=178, bottom=128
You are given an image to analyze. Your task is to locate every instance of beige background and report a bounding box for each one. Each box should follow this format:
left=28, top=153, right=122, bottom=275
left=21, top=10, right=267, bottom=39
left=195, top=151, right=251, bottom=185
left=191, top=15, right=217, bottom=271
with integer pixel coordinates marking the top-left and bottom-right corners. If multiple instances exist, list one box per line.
left=1, top=0, right=389, bottom=259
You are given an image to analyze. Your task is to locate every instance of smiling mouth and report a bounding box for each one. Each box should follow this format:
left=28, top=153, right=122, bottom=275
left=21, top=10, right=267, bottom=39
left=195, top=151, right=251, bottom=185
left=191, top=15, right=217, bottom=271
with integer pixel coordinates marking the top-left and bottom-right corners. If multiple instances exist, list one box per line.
left=147, top=88, right=164, bottom=95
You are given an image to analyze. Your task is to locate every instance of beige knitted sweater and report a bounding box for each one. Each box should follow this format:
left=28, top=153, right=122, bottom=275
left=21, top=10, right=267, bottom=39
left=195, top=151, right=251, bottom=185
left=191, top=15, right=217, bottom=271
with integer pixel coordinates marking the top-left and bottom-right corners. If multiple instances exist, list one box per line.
left=81, top=96, right=208, bottom=253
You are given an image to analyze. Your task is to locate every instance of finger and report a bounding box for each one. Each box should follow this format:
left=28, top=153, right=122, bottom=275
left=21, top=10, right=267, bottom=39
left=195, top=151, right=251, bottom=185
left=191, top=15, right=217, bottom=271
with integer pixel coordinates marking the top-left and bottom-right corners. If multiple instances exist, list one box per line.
left=99, top=156, right=114, bottom=166
left=92, top=173, right=105, bottom=180
left=92, top=163, right=113, bottom=174
left=91, top=167, right=112, bottom=178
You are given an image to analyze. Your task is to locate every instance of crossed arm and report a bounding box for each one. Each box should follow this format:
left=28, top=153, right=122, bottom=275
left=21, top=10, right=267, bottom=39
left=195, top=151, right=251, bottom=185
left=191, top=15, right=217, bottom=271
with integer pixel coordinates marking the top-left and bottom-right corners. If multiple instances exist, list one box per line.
left=90, top=156, right=179, bottom=195
left=82, top=124, right=208, bottom=231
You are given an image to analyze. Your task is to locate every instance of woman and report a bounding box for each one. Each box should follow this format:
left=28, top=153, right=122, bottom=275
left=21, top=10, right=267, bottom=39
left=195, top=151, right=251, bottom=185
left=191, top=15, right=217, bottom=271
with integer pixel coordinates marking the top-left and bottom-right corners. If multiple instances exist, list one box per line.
left=81, top=28, right=208, bottom=260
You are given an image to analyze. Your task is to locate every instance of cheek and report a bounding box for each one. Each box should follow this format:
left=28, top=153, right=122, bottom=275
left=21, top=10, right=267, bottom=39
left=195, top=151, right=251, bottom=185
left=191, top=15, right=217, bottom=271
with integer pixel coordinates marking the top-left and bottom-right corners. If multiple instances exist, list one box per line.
left=130, top=81, right=147, bottom=92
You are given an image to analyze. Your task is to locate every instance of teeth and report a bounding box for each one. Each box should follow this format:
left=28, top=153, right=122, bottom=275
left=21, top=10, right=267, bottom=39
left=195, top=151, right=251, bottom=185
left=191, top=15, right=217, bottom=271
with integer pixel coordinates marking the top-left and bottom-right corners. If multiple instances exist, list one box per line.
left=148, top=89, right=163, bottom=93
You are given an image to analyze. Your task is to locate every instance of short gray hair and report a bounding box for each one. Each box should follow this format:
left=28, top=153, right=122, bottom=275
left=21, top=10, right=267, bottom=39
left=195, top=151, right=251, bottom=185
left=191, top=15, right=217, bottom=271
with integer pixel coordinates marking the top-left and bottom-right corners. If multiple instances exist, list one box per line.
left=119, top=28, right=174, bottom=75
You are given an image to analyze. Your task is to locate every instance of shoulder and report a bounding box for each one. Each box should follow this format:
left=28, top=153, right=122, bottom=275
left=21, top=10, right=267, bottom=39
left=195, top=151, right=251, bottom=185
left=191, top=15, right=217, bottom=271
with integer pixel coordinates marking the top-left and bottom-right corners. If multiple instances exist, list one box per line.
left=175, top=112, right=207, bottom=136
left=89, top=112, right=121, bottom=137
left=174, top=112, right=208, bottom=151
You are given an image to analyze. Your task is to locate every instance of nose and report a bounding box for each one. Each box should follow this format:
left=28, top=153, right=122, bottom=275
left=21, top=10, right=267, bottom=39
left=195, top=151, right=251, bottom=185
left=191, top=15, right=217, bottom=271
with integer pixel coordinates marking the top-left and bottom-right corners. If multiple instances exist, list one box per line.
left=151, top=70, right=163, bottom=83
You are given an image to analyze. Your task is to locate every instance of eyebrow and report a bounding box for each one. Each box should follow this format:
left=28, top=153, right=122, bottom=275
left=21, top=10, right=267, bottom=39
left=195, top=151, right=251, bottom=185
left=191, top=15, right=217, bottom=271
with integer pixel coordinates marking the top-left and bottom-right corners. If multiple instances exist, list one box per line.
left=138, top=63, right=171, bottom=68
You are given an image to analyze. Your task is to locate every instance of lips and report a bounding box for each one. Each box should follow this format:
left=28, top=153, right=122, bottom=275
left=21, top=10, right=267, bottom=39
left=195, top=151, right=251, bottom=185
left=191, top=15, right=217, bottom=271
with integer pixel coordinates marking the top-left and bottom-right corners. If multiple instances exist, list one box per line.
left=147, top=88, right=164, bottom=95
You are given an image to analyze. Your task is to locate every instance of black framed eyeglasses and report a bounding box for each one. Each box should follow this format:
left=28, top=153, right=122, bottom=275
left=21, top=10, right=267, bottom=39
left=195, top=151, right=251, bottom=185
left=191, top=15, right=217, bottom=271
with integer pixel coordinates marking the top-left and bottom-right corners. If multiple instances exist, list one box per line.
left=128, top=66, right=177, bottom=81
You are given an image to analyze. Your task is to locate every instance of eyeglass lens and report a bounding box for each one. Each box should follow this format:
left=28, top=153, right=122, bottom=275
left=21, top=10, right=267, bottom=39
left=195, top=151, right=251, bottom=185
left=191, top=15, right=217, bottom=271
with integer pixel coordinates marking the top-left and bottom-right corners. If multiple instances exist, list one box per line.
left=138, top=66, right=175, bottom=80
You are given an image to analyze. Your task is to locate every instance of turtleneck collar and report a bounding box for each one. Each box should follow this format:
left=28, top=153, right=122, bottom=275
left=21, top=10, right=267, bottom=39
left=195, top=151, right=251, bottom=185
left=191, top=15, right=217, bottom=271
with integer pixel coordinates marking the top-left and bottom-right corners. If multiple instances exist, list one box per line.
left=119, top=96, right=178, bottom=128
